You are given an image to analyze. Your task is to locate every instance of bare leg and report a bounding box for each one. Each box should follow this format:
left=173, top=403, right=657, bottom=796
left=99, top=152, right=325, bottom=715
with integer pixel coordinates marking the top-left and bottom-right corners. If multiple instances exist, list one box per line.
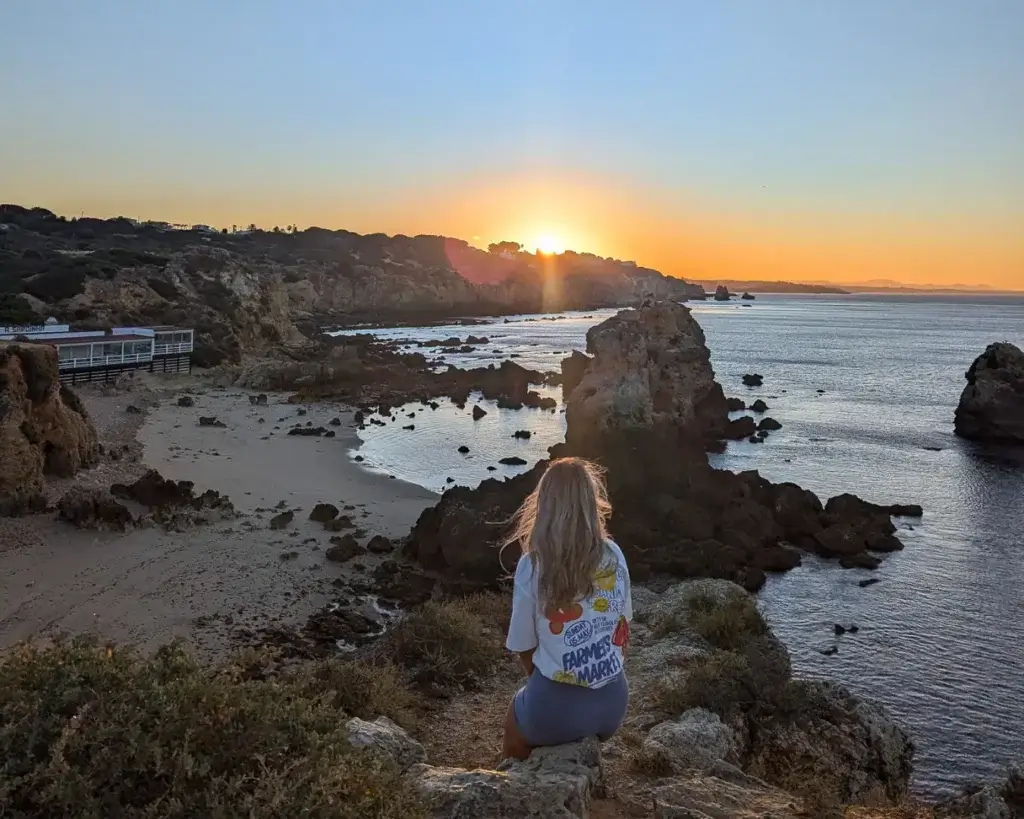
left=501, top=697, right=532, bottom=761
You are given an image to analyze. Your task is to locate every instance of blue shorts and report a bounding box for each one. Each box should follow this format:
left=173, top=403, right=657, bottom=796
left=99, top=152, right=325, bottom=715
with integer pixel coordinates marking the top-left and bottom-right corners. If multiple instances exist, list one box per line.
left=513, top=669, right=628, bottom=747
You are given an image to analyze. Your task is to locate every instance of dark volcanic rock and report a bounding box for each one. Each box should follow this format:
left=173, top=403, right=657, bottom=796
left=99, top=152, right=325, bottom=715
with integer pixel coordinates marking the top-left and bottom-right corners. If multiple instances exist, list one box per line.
left=728, top=416, right=757, bottom=439
left=177, top=396, right=195, bottom=407
left=954, top=342, right=1024, bottom=443
left=57, top=487, right=133, bottom=531
left=457, top=445, right=470, bottom=454
left=198, top=416, right=226, bottom=428
left=726, top=397, right=746, bottom=412
left=750, top=398, right=769, bottom=413
left=758, top=417, right=782, bottom=432
left=326, top=534, right=363, bottom=562
left=366, top=535, right=394, bottom=554
left=472, top=405, right=487, bottom=420
left=287, top=425, right=327, bottom=436
left=309, top=503, right=339, bottom=523
left=741, top=291, right=756, bottom=300
left=111, top=469, right=234, bottom=528
left=742, top=373, right=764, bottom=387
left=499, top=456, right=528, bottom=466
left=512, top=430, right=532, bottom=440
left=269, top=510, right=294, bottom=530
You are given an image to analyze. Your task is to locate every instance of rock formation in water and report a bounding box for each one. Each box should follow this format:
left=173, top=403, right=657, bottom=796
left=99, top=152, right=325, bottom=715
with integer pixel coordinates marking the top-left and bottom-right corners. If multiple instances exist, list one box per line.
left=564, top=301, right=736, bottom=448
left=0, top=343, right=100, bottom=515
left=714, top=285, right=732, bottom=301
left=954, top=342, right=1024, bottom=444
left=741, top=291, right=756, bottom=300
left=406, top=301, right=916, bottom=589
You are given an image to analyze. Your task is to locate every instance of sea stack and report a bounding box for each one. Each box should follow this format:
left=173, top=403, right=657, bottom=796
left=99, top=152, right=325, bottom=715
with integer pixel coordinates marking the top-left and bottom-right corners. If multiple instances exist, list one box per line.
left=954, top=342, right=1024, bottom=443
left=713, top=285, right=732, bottom=301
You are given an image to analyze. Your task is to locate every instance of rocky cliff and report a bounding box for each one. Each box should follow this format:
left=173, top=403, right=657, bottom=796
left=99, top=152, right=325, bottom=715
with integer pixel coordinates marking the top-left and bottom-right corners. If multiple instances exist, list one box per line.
left=954, top=342, right=1024, bottom=444
left=0, top=205, right=703, bottom=365
left=0, top=343, right=100, bottom=514
left=406, top=301, right=920, bottom=588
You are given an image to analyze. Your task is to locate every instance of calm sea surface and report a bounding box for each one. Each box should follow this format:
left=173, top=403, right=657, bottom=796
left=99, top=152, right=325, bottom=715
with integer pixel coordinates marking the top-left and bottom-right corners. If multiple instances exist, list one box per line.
left=346, top=294, right=1024, bottom=797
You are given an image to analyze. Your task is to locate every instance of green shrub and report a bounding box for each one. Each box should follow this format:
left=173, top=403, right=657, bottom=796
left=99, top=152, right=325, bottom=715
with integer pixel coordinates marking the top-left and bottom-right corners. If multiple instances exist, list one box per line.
left=0, top=293, right=42, bottom=325
left=387, top=599, right=503, bottom=690
left=302, top=658, right=422, bottom=730
left=0, top=637, right=428, bottom=818
left=652, top=649, right=760, bottom=718
left=686, top=592, right=768, bottom=651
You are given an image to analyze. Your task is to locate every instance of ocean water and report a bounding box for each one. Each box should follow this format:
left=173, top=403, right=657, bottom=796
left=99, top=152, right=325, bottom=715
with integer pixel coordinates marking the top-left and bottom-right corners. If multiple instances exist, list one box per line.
left=346, top=295, right=1024, bottom=797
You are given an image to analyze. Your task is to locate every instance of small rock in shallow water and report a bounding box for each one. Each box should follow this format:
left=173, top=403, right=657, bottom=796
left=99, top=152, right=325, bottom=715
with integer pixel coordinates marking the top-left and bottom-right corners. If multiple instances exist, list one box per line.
left=458, top=445, right=470, bottom=454
left=499, top=456, right=528, bottom=466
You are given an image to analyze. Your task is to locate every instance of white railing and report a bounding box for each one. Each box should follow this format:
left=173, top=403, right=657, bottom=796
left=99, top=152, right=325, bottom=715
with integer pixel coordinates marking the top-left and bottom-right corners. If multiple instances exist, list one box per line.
left=57, top=353, right=153, bottom=371
left=154, top=342, right=194, bottom=356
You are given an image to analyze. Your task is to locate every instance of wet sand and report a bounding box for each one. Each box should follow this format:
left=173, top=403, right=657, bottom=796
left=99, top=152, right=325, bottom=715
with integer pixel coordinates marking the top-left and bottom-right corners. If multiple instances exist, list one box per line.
left=0, top=381, right=438, bottom=659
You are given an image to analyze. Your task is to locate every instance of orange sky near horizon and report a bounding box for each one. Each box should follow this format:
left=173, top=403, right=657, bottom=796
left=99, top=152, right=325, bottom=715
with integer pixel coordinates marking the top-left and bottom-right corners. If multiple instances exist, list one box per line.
left=34, top=171, right=1023, bottom=291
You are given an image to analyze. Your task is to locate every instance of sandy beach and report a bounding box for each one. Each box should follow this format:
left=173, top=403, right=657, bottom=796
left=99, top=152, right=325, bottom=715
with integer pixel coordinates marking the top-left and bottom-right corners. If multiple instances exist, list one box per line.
left=0, top=377, right=438, bottom=658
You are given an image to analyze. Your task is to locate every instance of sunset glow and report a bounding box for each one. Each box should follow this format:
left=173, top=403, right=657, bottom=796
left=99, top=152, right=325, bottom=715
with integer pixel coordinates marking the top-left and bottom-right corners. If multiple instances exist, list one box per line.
left=531, top=233, right=567, bottom=256
left=1, top=4, right=1021, bottom=291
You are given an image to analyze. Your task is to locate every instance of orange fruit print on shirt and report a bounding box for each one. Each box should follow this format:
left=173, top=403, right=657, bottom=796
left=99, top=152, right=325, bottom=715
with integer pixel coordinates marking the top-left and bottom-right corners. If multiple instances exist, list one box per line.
left=545, top=603, right=584, bottom=635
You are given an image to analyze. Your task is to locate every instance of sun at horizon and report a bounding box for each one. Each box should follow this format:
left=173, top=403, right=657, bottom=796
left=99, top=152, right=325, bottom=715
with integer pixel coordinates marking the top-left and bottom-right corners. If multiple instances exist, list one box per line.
left=531, top=233, right=566, bottom=255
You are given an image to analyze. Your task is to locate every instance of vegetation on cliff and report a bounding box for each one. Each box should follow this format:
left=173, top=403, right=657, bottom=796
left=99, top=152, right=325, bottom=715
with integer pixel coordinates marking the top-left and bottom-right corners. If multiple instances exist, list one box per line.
left=0, top=204, right=702, bottom=364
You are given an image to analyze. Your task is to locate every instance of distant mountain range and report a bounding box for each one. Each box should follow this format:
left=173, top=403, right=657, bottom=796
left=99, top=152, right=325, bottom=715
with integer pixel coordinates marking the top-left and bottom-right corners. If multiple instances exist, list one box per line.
left=693, top=279, right=850, bottom=295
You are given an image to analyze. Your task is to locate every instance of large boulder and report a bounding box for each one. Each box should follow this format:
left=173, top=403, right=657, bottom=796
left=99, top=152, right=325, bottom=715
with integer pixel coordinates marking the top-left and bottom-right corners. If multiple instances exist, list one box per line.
left=344, top=716, right=426, bottom=771
left=0, top=344, right=100, bottom=515
left=406, top=737, right=603, bottom=819
left=642, top=709, right=739, bottom=774
left=955, top=343, right=1024, bottom=443
left=564, top=302, right=731, bottom=448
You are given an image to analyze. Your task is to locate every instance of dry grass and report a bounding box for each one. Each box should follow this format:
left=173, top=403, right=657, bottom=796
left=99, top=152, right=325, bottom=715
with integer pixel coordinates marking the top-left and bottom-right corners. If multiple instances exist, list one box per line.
left=386, top=598, right=505, bottom=691
left=652, top=649, right=760, bottom=718
left=0, top=637, right=428, bottom=818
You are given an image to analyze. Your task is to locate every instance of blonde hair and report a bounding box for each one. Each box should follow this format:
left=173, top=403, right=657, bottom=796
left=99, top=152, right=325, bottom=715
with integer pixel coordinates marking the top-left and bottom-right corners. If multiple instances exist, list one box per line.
left=502, top=457, right=612, bottom=608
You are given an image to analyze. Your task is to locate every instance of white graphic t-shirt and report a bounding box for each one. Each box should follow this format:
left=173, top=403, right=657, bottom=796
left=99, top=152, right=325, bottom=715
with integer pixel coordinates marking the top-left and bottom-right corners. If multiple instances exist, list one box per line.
left=505, top=540, right=632, bottom=689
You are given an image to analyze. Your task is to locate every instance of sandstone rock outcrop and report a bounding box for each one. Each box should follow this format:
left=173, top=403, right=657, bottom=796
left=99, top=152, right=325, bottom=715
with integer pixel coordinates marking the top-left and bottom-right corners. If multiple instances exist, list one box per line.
left=0, top=344, right=100, bottom=515
left=954, top=342, right=1024, bottom=443
left=564, top=301, right=732, bottom=447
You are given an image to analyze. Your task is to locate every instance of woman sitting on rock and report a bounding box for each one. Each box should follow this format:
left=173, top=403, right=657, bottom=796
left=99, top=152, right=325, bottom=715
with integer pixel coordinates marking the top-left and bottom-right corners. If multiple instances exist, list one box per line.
left=502, top=457, right=632, bottom=760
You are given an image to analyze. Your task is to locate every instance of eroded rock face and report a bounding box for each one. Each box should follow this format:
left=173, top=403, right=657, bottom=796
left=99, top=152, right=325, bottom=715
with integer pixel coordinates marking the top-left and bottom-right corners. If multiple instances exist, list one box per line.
left=564, top=302, right=731, bottom=447
left=0, top=344, right=100, bottom=515
left=955, top=343, right=1024, bottom=443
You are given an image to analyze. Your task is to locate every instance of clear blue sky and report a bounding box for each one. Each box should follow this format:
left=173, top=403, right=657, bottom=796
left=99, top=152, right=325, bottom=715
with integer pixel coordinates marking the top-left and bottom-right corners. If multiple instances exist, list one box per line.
left=2, top=1, right=1022, bottom=286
